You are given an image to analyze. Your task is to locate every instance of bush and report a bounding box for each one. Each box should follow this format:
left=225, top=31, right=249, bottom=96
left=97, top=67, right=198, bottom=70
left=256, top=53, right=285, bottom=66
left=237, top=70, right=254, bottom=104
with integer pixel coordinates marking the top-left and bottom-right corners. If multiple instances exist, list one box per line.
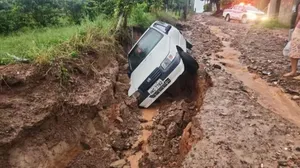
left=204, top=4, right=212, bottom=12
left=129, top=3, right=156, bottom=29
left=256, top=19, right=289, bottom=29
left=155, top=11, right=178, bottom=25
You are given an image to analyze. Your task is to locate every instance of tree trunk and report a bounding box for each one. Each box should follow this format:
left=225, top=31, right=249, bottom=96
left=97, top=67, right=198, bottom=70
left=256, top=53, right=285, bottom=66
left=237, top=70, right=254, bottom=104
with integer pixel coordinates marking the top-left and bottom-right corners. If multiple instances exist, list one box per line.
left=216, top=0, right=220, bottom=12
left=183, top=0, right=188, bottom=20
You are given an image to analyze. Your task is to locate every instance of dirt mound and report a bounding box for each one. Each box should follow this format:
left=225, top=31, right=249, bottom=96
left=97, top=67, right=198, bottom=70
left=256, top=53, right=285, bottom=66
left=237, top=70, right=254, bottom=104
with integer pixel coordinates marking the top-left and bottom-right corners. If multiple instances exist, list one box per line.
left=0, top=37, right=141, bottom=168
left=138, top=71, right=212, bottom=168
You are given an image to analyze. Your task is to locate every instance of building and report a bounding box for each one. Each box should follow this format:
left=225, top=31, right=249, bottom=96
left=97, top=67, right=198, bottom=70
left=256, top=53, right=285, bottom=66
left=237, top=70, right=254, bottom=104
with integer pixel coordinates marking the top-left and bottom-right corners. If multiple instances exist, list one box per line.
left=194, top=0, right=205, bottom=13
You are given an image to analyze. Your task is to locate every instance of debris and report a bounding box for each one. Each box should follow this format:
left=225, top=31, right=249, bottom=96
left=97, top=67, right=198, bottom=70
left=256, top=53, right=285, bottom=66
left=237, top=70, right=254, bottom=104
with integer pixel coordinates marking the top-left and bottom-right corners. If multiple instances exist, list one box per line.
left=156, top=125, right=166, bottom=130
left=167, top=122, right=180, bottom=138
left=262, top=71, right=271, bottom=76
left=138, top=117, right=148, bottom=123
left=116, top=117, right=123, bottom=123
left=292, top=96, right=300, bottom=100
left=110, top=159, right=126, bottom=168
left=277, top=160, right=288, bottom=166
left=213, top=64, right=222, bottom=70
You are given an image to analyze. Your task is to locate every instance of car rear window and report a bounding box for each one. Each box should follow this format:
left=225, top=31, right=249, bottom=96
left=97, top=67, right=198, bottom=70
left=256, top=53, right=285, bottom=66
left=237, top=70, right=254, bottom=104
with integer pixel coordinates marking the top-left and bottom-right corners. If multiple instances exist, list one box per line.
left=246, top=5, right=259, bottom=11
left=128, top=28, right=163, bottom=71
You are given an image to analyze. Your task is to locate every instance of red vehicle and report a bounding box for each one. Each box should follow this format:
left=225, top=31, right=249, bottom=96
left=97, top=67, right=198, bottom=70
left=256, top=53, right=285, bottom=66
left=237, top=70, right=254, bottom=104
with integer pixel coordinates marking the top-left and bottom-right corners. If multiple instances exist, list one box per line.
left=223, top=3, right=268, bottom=24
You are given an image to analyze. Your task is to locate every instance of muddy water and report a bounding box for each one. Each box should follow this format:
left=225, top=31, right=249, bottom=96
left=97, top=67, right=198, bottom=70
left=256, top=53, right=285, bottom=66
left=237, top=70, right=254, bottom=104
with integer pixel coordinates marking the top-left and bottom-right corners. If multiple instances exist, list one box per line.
left=126, top=107, right=158, bottom=168
left=209, top=26, right=300, bottom=127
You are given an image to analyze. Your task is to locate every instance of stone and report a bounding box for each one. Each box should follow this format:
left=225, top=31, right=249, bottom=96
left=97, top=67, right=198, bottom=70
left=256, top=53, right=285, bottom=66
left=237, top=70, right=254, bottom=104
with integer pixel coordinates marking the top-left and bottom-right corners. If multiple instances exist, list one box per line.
left=123, top=166, right=131, bottom=168
left=167, top=122, right=180, bottom=138
left=124, top=97, right=137, bottom=108
left=157, top=125, right=166, bottom=130
left=213, top=64, right=222, bottom=70
left=277, top=161, right=288, bottom=166
left=138, top=116, right=148, bottom=123
left=116, top=117, right=123, bottom=123
left=262, top=71, right=271, bottom=76
left=110, top=159, right=126, bottom=168
left=292, top=95, right=300, bottom=100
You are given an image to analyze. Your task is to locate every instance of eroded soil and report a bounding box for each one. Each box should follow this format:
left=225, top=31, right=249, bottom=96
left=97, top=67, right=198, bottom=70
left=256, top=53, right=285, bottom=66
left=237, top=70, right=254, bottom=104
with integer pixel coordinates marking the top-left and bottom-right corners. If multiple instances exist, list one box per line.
left=1, top=14, right=300, bottom=168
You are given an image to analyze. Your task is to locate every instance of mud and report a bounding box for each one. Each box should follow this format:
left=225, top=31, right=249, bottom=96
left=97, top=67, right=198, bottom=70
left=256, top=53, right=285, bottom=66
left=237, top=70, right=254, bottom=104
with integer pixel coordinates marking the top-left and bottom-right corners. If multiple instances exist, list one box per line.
left=205, top=15, right=300, bottom=106
left=2, top=14, right=300, bottom=168
left=208, top=25, right=300, bottom=127
left=137, top=72, right=212, bottom=168
left=182, top=14, right=300, bottom=167
left=0, top=37, right=141, bottom=168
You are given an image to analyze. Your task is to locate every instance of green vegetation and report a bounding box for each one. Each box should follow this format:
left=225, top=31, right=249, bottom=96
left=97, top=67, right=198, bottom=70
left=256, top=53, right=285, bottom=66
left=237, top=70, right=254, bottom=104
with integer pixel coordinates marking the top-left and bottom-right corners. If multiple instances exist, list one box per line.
left=255, top=19, right=289, bottom=29
left=0, top=16, right=115, bottom=64
left=0, top=0, right=191, bottom=65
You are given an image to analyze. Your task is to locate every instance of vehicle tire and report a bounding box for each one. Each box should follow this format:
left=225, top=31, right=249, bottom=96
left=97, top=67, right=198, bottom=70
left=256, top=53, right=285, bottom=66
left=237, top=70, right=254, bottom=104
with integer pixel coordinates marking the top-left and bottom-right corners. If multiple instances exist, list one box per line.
left=186, top=40, right=193, bottom=50
left=225, top=14, right=231, bottom=22
left=241, top=15, right=247, bottom=24
left=179, top=51, right=199, bottom=74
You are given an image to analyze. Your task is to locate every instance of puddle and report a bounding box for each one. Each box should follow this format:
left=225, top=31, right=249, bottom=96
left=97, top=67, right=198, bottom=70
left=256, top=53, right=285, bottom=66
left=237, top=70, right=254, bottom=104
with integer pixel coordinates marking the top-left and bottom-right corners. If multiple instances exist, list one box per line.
left=126, top=107, right=158, bottom=168
left=209, top=26, right=300, bottom=127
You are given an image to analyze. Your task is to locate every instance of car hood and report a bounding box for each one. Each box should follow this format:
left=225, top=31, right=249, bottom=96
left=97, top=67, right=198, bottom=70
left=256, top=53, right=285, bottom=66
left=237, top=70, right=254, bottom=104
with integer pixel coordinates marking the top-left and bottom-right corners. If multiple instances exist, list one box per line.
left=128, top=36, right=170, bottom=96
left=247, top=10, right=265, bottom=15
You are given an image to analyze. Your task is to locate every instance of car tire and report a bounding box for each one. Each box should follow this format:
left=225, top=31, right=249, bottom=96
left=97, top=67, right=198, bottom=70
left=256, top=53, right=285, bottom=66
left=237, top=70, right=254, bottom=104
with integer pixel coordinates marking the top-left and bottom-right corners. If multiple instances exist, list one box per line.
left=179, top=51, right=199, bottom=74
left=241, top=15, right=247, bottom=24
left=186, top=40, right=193, bottom=50
left=225, top=14, right=231, bottom=22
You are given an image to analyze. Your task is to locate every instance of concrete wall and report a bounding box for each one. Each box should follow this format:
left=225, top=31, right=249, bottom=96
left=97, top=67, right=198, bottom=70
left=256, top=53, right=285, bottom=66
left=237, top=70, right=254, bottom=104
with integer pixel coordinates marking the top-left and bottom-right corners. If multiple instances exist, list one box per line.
left=278, top=0, right=294, bottom=26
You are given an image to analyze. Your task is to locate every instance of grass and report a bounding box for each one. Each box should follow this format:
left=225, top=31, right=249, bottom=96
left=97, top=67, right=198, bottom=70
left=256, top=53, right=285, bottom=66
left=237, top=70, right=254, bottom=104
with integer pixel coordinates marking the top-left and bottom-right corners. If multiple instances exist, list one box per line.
left=0, top=11, right=177, bottom=65
left=0, top=16, right=115, bottom=65
left=255, top=18, right=290, bottom=29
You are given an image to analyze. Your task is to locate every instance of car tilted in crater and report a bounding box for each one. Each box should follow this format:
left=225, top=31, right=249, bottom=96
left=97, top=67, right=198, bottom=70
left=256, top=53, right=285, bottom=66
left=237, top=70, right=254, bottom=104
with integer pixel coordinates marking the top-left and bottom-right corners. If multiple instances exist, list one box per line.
left=127, top=21, right=199, bottom=108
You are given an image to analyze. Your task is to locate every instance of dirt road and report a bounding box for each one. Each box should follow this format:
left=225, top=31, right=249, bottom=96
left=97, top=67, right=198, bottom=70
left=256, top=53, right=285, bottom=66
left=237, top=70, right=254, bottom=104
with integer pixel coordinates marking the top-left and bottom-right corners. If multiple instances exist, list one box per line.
left=1, top=14, right=300, bottom=168
left=181, top=15, right=300, bottom=167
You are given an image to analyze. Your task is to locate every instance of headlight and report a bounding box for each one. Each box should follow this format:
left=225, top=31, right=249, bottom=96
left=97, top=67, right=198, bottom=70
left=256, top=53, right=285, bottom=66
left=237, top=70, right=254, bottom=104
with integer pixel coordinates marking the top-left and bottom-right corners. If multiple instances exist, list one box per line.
left=161, top=53, right=177, bottom=69
left=247, top=13, right=257, bottom=20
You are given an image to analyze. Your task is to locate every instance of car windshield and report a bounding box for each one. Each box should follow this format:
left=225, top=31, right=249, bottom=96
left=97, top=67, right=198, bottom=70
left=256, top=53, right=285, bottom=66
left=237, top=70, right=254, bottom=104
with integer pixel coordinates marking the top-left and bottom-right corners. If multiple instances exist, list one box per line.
left=128, top=28, right=163, bottom=71
left=246, top=5, right=259, bottom=11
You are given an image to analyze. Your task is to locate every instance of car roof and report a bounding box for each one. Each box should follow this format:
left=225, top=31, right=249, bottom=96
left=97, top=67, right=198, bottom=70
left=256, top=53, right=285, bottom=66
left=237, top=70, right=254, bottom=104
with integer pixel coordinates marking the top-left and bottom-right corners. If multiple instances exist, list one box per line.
left=151, top=21, right=172, bottom=34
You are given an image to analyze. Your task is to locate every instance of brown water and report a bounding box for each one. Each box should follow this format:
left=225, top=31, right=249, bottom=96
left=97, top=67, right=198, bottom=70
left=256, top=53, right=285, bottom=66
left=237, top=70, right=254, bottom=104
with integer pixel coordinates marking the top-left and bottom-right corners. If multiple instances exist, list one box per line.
left=209, top=26, right=300, bottom=127
left=126, top=107, right=158, bottom=168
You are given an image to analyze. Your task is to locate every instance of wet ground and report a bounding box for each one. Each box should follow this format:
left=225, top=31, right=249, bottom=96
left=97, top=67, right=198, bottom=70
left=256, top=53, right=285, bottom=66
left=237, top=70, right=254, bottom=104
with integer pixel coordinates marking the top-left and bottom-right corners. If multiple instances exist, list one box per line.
left=1, top=14, right=300, bottom=168
left=182, top=15, right=300, bottom=167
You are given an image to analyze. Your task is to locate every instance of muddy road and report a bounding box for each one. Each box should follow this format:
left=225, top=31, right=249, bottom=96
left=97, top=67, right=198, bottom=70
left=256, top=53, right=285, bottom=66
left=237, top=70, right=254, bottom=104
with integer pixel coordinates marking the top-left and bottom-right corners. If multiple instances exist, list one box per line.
left=181, top=15, right=300, bottom=167
left=1, top=14, right=300, bottom=168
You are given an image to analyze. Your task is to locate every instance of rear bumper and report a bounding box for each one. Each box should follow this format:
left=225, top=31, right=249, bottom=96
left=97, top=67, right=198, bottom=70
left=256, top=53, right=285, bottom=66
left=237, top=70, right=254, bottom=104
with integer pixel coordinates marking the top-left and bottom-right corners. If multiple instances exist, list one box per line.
left=139, top=59, right=185, bottom=108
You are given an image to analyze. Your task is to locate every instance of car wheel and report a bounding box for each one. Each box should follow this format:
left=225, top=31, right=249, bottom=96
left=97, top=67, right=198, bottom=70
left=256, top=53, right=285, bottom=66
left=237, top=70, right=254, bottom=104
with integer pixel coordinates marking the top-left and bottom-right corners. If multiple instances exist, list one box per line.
left=241, top=15, right=247, bottom=24
left=179, top=51, right=199, bottom=74
left=225, top=14, right=231, bottom=22
left=186, top=40, right=193, bottom=50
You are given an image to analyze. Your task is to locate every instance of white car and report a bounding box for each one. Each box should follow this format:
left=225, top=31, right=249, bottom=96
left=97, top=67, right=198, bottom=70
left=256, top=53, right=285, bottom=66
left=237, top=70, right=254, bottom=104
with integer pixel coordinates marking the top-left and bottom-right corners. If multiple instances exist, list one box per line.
left=223, top=4, right=268, bottom=24
left=127, top=21, right=199, bottom=108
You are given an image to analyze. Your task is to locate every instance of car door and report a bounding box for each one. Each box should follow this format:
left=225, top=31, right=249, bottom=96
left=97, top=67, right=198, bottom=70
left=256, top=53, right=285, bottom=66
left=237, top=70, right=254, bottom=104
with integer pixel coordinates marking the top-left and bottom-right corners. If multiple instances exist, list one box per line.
left=230, top=6, right=240, bottom=19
